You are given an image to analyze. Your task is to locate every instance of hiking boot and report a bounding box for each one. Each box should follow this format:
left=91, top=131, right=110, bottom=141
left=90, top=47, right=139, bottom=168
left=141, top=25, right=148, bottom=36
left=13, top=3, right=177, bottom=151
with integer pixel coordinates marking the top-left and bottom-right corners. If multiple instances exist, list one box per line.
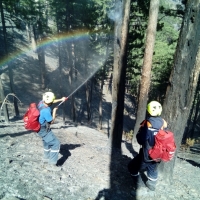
left=42, top=158, right=49, bottom=163
left=43, top=163, right=62, bottom=172
left=131, top=174, right=145, bottom=189
left=131, top=187, right=148, bottom=198
left=146, top=179, right=157, bottom=191
left=131, top=187, right=155, bottom=198
left=42, top=154, right=50, bottom=163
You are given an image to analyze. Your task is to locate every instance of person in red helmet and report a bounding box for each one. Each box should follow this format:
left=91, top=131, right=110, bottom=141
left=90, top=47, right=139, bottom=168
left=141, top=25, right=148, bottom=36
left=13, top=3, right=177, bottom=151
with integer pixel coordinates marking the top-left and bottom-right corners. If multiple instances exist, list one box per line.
left=37, top=92, right=66, bottom=171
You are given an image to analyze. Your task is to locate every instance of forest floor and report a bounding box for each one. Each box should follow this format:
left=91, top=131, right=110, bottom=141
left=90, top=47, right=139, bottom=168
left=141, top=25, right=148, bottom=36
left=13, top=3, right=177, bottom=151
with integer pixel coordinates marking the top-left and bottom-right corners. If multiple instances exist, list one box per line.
left=0, top=117, right=200, bottom=200
left=0, top=29, right=200, bottom=200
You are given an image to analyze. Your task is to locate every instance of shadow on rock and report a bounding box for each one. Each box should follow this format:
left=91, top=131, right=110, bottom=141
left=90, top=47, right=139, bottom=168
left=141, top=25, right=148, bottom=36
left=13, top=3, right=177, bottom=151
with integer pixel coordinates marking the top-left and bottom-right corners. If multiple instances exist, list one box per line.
left=95, top=149, right=136, bottom=200
left=0, top=196, right=26, bottom=200
left=95, top=188, right=110, bottom=200
left=0, top=130, right=31, bottom=138
left=51, top=125, right=76, bottom=130
left=178, top=156, right=200, bottom=167
left=123, top=140, right=138, bottom=157
left=57, top=143, right=82, bottom=166
left=190, top=145, right=200, bottom=154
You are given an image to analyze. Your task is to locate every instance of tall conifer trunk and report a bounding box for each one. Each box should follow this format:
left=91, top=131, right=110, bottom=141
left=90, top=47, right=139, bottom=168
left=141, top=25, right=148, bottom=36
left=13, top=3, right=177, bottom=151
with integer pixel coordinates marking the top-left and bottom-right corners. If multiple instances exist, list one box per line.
left=0, top=76, right=9, bottom=122
left=110, top=0, right=131, bottom=149
left=0, top=0, right=19, bottom=118
left=160, top=0, right=200, bottom=181
left=132, top=0, right=160, bottom=144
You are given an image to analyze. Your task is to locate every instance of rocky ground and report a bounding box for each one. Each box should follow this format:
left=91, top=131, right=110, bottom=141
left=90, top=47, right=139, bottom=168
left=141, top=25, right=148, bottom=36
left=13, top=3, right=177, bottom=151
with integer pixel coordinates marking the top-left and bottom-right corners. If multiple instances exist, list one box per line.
left=0, top=116, right=200, bottom=200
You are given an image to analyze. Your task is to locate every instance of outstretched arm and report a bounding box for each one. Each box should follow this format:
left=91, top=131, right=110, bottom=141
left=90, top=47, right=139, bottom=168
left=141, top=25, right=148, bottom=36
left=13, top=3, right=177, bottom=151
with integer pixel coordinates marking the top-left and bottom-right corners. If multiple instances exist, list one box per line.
left=51, top=107, right=58, bottom=124
left=161, top=119, right=168, bottom=130
left=53, top=97, right=66, bottom=103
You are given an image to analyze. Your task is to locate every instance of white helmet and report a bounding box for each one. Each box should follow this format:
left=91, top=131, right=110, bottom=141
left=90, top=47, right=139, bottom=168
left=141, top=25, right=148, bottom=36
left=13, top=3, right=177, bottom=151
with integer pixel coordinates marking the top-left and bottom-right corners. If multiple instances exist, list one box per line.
left=43, top=92, right=55, bottom=104
left=147, top=101, right=162, bottom=116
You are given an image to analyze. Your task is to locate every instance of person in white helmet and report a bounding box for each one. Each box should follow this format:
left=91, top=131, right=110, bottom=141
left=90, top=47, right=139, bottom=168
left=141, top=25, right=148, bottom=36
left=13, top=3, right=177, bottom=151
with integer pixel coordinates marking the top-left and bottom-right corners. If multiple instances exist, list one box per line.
left=128, top=101, right=167, bottom=192
left=37, top=92, right=66, bottom=171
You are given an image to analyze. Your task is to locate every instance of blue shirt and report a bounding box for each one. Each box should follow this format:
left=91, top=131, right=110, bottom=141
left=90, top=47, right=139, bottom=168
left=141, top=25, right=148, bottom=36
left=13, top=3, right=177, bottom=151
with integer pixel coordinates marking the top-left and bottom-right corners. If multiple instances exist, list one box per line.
left=38, top=101, right=53, bottom=125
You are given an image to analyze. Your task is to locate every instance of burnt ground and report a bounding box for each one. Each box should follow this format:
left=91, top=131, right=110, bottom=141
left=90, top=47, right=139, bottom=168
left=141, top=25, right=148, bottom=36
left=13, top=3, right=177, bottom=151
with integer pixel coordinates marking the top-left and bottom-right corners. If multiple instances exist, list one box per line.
left=0, top=117, right=200, bottom=200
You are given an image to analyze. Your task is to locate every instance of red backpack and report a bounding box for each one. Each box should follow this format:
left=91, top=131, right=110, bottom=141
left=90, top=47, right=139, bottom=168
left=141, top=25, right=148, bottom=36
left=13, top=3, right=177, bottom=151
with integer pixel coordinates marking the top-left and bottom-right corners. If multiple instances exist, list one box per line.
left=23, top=103, right=41, bottom=132
left=148, top=129, right=176, bottom=162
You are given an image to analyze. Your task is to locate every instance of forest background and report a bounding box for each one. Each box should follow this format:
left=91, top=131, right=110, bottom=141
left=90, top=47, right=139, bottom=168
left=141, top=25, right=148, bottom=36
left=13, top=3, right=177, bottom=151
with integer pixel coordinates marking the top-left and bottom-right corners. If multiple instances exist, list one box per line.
left=0, top=0, right=200, bottom=183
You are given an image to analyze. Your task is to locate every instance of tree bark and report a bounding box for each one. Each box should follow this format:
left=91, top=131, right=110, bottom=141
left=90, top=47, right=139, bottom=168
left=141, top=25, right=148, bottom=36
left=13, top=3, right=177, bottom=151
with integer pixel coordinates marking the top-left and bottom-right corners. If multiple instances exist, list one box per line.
left=36, top=19, right=46, bottom=90
left=160, top=0, right=200, bottom=181
left=86, top=78, right=94, bottom=122
left=99, top=67, right=105, bottom=130
left=26, top=24, right=30, bottom=43
left=189, top=92, right=200, bottom=139
left=132, top=0, right=160, bottom=143
left=67, top=41, right=77, bottom=122
left=185, top=83, right=199, bottom=136
left=110, top=0, right=131, bottom=149
left=183, top=80, right=200, bottom=141
left=0, top=0, right=19, bottom=117
left=99, top=37, right=111, bottom=129
left=37, top=46, right=46, bottom=90
left=30, top=25, right=37, bottom=51
left=0, top=76, right=9, bottom=122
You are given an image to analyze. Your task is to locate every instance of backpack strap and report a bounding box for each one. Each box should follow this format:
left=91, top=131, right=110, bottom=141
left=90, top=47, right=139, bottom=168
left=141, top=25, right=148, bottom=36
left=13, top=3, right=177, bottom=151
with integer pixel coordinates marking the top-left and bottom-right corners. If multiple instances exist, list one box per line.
left=143, top=118, right=167, bottom=163
left=144, top=140, right=161, bottom=163
left=141, top=120, right=160, bottom=162
left=37, top=101, right=51, bottom=132
left=37, top=101, right=47, bottom=111
left=161, top=119, right=168, bottom=130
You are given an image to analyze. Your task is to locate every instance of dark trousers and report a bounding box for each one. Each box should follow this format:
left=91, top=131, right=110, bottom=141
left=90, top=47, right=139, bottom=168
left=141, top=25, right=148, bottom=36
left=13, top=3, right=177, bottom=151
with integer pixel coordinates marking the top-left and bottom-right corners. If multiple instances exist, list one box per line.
left=128, top=148, right=158, bottom=181
left=38, top=127, right=60, bottom=164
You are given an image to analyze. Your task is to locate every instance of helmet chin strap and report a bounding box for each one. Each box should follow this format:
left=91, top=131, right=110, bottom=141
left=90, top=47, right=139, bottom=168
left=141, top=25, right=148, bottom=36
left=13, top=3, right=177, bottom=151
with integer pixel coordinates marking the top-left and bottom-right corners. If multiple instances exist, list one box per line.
left=43, top=101, right=52, bottom=106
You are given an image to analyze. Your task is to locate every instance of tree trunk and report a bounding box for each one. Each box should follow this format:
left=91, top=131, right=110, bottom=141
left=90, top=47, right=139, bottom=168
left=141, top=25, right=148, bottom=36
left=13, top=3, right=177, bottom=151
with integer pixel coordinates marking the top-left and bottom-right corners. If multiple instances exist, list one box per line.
left=71, top=95, right=76, bottom=122
left=110, top=0, right=131, bottom=149
left=160, top=0, right=200, bottom=182
left=37, top=47, right=46, bottom=90
left=65, top=1, right=76, bottom=122
left=183, top=80, right=200, bottom=141
left=189, top=93, right=200, bottom=139
left=30, top=25, right=37, bottom=51
left=26, top=24, right=30, bottom=43
left=99, top=37, right=110, bottom=129
left=99, top=67, right=105, bottom=130
left=36, top=20, right=46, bottom=90
left=0, top=0, right=19, bottom=117
left=8, top=64, right=19, bottom=116
left=0, top=76, right=9, bottom=122
left=86, top=79, right=93, bottom=122
left=68, top=42, right=76, bottom=121
left=132, top=0, right=160, bottom=143
left=86, top=81, right=90, bottom=120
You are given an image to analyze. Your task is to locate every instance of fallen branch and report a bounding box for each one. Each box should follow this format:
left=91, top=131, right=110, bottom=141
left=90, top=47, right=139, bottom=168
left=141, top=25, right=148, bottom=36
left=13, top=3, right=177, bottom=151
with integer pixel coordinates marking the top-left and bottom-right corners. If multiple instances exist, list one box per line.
left=0, top=93, right=22, bottom=118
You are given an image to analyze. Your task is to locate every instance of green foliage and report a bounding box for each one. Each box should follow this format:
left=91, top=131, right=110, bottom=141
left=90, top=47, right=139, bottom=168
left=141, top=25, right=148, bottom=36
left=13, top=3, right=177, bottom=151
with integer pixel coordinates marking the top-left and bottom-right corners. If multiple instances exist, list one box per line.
left=160, top=0, right=185, bottom=19
left=126, top=1, right=147, bottom=95
left=137, top=0, right=150, bottom=17
left=148, top=1, right=182, bottom=101
left=6, top=0, right=43, bottom=22
left=1, top=0, right=184, bottom=104
left=127, top=0, right=182, bottom=100
left=124, top=130, right=134, bottom=141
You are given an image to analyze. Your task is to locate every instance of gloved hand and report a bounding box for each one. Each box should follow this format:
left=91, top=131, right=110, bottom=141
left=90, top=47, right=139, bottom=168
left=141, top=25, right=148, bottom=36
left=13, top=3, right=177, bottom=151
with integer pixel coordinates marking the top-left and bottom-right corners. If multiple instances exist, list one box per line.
left=60, top=97, right=67, bottom=102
